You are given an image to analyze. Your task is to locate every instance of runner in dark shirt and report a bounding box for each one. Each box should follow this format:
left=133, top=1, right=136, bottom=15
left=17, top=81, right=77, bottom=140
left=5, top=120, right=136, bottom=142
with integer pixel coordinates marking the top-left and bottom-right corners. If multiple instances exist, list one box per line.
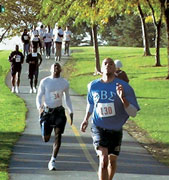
left=21, top=29, right=30, bottom=57
left=26, top=47, right=42, bottom=93
left=8, top=45, right=24, bottom=93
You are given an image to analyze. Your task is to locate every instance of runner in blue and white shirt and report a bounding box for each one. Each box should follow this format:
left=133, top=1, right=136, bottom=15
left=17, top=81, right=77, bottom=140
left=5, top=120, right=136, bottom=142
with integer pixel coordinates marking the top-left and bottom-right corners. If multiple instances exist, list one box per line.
left=80, top=58, right=140, bottom=180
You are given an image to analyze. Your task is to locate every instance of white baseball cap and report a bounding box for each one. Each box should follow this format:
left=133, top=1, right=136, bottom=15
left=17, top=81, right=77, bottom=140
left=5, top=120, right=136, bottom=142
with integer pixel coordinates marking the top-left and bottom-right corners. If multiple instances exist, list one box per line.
left=114, top=60, right=123, bottom=68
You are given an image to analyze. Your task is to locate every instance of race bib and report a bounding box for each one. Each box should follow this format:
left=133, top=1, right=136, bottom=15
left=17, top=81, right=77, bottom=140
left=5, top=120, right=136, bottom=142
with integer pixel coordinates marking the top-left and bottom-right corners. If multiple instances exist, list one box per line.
left=15, top=55, right=21, bottom=62
left=24, top=35, right=28, bottom=40
left=50, top=91, right=61, bottom=101
left=96, top=103, right=116, bottom=118
left=32, top=53, right=37, bottom=57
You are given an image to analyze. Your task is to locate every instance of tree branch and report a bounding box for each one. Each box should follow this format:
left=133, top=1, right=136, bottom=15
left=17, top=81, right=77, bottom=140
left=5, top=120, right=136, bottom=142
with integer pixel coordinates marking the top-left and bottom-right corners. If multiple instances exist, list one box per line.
left=146, top=0, right=157, bottom=26
left=0, top=26, right=11, bottom=43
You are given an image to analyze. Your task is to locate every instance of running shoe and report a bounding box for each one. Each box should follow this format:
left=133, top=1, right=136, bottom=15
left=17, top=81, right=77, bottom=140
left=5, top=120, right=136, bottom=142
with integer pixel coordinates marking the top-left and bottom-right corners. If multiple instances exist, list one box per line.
left=11, top=86, right=15, bottom=93
left=30, top=88, right=33, bottom=94
left=33, top=87, right=37, bottom=93
left=48, top=160, right=56, bottom=171
left=15, top=86, right=20, bottom=93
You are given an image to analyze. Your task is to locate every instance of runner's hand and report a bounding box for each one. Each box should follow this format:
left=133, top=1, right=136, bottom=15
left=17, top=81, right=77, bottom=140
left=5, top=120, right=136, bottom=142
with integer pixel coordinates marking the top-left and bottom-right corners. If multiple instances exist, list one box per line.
left=116, top=83, right=124, bottom=99
left=80, top=120, right=88, bottom=132
left=70, top=113, right=73, bottom=125
left=38, top=106, right=44, bottom=115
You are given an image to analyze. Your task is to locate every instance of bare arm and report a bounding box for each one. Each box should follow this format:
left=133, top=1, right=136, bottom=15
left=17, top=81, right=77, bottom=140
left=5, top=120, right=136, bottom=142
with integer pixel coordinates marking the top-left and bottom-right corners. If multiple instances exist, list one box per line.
left=64, top=87, right=73, bottom=125
left=36, top=81, right=45, bottom=114
left=80, top=103, right=93, bottom=132
left=116, top=83, right=138, bottom=117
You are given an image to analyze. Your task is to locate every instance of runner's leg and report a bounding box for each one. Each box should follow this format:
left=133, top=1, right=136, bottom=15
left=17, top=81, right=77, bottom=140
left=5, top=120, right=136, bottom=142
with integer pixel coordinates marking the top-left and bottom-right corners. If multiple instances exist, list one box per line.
left=97, top=146, right=109, bottom=180
left=108, top=155, right=117, bottom=180
left=52, top=127, right=62, bottom=158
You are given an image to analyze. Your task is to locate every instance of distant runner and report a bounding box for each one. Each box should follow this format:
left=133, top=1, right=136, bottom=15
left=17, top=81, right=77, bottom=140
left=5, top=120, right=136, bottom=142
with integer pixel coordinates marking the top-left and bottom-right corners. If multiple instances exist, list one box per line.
left=21, top=29, right=30, bottom=57
left=63, top=25, right=72, bottom=56
left=8, top=45, right=24, bottom=93
left=26, top=47, right=42, bottom=93
left=54, top=26, right=63, bottom=61
left=114, top=59, right=129, bottom=83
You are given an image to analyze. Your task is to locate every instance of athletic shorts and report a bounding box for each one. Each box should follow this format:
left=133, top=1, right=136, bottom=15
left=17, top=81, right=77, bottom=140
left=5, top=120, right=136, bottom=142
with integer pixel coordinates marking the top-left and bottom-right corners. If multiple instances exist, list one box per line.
left=91, top=123, right=123, bottom=156
left=11, top=66, right=22, bottom=76
left=28, top=67, right=39, bottom=79
left=40, top=106, right=67, bottom=136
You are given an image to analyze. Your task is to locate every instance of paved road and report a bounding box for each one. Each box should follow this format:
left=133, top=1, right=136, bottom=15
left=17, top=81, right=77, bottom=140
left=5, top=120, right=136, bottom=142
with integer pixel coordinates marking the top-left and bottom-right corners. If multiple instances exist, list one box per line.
left=7, top=54, right=169, bottom=180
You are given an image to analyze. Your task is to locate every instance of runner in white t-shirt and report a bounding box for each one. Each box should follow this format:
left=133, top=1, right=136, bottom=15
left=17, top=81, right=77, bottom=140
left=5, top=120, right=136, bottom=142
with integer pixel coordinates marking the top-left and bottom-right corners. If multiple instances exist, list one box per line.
left=36, top=63, right=73, bottom=171
left=54, top=26, right=63, bottom=61
left=63, top=26, right=72, bottom=56
left=43, top=26, right=53, bottom=59
left=31, top=26, right=42, bottom=54
left=39, top=24, right=46, bottom=55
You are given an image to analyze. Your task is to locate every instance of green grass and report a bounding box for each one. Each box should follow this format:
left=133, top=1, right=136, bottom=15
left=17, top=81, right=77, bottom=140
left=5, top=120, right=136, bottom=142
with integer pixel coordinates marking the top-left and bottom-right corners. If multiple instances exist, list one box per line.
left=0, top=51, right=27, bottom=180
left=63, top=46, right=169, bottom=146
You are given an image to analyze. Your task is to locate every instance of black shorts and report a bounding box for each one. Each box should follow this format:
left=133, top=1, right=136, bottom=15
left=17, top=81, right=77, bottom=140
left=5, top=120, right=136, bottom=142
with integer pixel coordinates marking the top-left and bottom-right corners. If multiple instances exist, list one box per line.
left=40, top=106, right=67, bottom=136
left=11, top=66, right=22, bottom=76
left=91, top=123, right=123, bottom=156
left=28, top=67, right=39, bottom=79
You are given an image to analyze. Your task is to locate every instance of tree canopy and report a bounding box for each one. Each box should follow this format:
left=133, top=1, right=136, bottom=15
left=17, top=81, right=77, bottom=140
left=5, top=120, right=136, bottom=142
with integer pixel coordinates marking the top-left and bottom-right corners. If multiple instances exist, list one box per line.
left=0, top=0, right=41, bottom=42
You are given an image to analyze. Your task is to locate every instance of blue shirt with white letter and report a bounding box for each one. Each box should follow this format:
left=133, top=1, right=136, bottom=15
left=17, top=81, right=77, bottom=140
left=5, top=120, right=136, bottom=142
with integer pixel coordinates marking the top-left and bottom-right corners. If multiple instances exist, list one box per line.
left=87, top=78, right=140, bottom=131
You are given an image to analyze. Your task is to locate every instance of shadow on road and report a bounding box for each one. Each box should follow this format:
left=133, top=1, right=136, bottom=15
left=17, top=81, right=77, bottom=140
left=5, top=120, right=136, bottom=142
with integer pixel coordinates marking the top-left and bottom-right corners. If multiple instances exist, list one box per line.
left=6, top=132, right=169, bottom=175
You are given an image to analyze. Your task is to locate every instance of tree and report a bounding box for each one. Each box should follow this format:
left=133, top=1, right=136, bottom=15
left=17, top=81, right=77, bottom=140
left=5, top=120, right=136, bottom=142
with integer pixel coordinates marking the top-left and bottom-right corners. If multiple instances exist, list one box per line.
left=99, top=14, right=161, bottom=48
left=146, top=0, right=163, bottom=66
left=163, top=0, right=169, bottom=79
left=40, top=0, right=136, bottom=73
left=137, top=2, right=152, bottom=55
left=0, top=0, right=41, bottom=43
left=90, top=0, right=101, bottom=74
left=40, top=0, right=102, bottom=73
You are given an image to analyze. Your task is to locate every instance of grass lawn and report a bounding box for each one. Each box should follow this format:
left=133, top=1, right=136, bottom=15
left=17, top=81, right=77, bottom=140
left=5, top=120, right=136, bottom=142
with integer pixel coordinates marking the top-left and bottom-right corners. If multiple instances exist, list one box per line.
left=0, top=50, right=27, bottom=180
left=63, top=46, right=169, bottom=164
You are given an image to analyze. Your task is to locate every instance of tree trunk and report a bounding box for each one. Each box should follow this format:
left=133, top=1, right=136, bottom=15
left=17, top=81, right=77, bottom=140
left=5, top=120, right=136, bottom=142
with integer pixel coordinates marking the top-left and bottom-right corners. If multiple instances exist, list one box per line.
left=137, top=3, right=151, bottom=56
left=89, top=29, right=93, bottom=46
left=92, top=24, right=101, bottom=74
left=146, top=0, right=163, bottom=66
left=164, top=1, right=169, bottom=79
left=0, top=26, right=10, bottom=43
left=154, top=21, right=162, bottom=66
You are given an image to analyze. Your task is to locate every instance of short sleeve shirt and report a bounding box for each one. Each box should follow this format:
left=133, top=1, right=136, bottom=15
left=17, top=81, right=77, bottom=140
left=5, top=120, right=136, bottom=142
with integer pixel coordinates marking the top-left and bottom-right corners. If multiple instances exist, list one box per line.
left=87, top=78, right=140, bottom=130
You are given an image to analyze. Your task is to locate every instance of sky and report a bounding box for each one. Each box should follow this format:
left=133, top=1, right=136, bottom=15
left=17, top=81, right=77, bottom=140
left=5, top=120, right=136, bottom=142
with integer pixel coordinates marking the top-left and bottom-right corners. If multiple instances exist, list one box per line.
left=0, top=36, right=23, bottom=51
